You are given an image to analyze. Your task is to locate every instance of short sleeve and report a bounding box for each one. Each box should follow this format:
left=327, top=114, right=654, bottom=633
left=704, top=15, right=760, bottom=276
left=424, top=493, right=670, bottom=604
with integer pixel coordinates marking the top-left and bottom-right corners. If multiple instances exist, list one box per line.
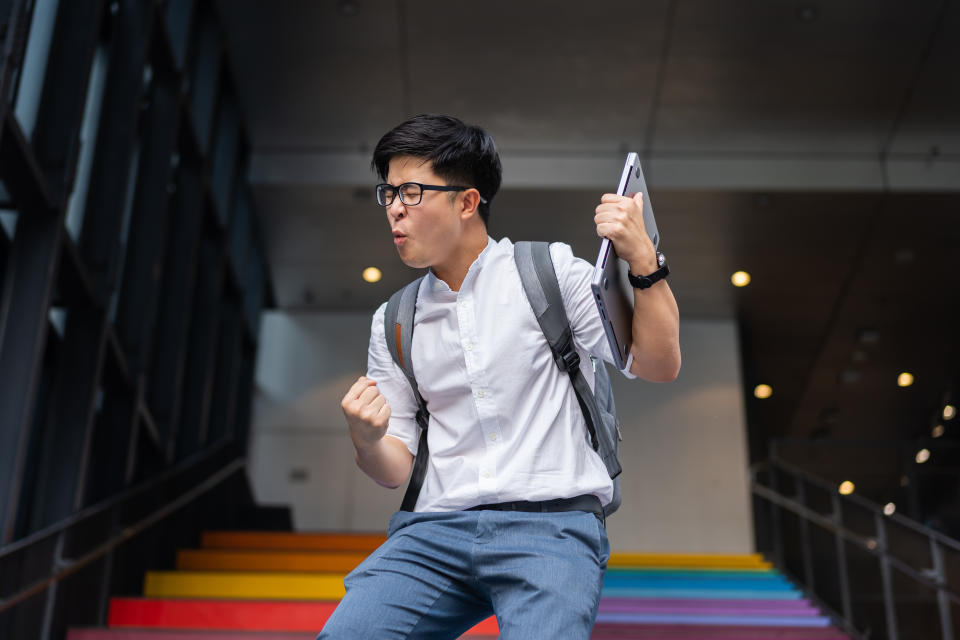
left=367, top=303, right=421, bottom=455
left=549, top=242, right=637, bottom=379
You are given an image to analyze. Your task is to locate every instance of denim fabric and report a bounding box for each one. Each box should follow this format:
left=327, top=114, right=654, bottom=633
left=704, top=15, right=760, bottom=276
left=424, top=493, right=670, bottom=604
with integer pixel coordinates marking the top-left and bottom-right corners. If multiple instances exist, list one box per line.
left=317, top=509, right=609, bottom=639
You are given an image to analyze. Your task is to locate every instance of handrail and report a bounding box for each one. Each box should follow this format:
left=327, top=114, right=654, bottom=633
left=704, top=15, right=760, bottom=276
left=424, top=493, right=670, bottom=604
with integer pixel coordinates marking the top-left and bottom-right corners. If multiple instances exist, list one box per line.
left=753, top=458, right=960, bottom=640
left=768, top=456, right=960, bottom=554
left=0, top=440, right=230, bottom=559
left=0, top=456, right=245, bottom=613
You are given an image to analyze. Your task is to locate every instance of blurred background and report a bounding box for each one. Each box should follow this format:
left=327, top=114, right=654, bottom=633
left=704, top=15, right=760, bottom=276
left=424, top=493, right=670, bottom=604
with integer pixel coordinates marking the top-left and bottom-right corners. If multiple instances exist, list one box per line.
left=0, top=1, right=958, bottom=638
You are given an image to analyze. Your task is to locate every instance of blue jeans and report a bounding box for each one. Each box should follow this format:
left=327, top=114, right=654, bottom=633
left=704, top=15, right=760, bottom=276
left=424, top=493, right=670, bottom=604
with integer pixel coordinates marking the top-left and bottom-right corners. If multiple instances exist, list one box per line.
left=318, top=509, right=609, bottom=639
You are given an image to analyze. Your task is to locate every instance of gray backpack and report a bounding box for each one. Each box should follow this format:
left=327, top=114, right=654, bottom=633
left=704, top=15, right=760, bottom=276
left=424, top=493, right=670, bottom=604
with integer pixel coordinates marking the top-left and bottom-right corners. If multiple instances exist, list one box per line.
left=384, top=241, right=623, bottom=517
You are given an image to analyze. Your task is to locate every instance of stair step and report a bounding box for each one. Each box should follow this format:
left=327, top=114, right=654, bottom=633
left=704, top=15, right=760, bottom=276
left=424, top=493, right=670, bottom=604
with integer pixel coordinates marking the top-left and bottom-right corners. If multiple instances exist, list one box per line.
left=144, top=571, right=344, bottom=600
left=590, top=623, right=849, bottom=639
left=597, top=612, right=833, bottom=626
left=607, top=553, right=771, bottom=569
left=602, top=574, right=794, bottom=590
left=601, top=587, right=803, bottom=599
left=69, top=631, right=316, bottom=640
left=107, top=598, right=498, bottom=635
left=200, top=531, right=386, bottom=552
left=177, top=549, right=368, bottom=573
left=598, top=598, right=819, bottom=615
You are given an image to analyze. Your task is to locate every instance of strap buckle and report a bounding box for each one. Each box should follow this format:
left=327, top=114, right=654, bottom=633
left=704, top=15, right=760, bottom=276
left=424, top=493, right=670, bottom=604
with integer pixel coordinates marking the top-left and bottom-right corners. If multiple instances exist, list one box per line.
left=555, top=349, right=580, bottom=372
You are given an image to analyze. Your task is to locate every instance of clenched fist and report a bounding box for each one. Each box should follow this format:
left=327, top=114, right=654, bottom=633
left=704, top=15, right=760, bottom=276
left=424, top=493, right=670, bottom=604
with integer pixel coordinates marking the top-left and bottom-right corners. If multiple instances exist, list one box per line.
left=341, top=376, right=392, bottom=451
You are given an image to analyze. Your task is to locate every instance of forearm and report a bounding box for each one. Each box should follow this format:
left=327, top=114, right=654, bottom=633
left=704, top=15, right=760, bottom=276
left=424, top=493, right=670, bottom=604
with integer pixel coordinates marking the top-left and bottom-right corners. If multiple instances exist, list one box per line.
left=628, top=279, right=681, bottom=382
left=354, top=434, right=414, bottom=489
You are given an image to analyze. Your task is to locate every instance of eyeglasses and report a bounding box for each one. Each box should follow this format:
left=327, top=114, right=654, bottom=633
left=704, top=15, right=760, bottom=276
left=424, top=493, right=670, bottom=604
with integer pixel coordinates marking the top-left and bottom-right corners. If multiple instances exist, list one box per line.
left=376, top=182, right=488, bottom=207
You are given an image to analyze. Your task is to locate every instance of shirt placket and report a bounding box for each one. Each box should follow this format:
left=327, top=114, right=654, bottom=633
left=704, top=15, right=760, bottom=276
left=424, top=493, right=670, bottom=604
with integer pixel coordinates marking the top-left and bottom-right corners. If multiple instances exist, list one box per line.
left=457, top=289, right=502, bottom=504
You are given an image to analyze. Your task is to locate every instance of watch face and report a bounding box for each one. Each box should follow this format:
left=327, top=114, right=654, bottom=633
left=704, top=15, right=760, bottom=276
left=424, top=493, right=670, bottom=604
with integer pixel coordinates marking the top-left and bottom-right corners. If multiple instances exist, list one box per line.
left=656, top=252, right=666, bottom=267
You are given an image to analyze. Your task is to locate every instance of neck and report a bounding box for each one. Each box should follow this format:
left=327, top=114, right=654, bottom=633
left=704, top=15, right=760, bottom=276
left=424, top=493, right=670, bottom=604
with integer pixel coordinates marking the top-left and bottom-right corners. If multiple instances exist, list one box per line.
left=432, top=227, right=489, bottom=291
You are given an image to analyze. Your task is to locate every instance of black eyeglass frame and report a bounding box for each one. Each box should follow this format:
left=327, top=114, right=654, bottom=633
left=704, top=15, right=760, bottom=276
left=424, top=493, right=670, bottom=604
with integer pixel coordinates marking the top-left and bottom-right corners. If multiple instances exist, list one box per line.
left=376, top=182, right=489, bottom=207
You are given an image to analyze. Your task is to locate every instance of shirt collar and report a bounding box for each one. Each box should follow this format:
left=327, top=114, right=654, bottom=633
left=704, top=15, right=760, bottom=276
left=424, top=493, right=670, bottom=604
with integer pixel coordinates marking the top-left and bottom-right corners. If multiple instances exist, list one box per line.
left=425, top=236, right=500, bottom=294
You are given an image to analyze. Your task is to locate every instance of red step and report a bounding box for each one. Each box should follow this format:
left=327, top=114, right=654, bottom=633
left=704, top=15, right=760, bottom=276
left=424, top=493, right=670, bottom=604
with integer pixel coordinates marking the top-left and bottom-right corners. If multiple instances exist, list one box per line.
left=107, top=598, right=499, bottom=635
left=69, top=632, right=315, bottom=640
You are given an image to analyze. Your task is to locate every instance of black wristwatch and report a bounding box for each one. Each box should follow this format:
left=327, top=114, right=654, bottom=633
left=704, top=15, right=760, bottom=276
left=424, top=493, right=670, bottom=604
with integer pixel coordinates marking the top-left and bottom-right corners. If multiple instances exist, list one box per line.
left=628, top=252, right=669, bottom=290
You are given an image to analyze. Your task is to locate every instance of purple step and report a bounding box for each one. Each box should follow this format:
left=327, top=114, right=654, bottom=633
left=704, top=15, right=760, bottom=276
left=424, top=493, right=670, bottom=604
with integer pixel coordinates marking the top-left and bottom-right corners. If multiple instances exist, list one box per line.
left=590, top=623, right=850, bottom=639
left=599, top=597, right=819, bottom=616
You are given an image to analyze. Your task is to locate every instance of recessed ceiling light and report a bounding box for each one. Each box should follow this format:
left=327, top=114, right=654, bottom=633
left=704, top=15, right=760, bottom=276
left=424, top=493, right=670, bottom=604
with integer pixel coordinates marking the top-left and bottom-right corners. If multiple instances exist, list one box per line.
left=897, top=372, right=914, bottom=387
left=754, top=384, right=773, bottom=399
left=731, top=271, right=751, bottom=287
left=838, top=480, right=855, bottom=495
left=932, top=424, right=945, bottom=438
left=796, top=4, right=819, bottom=22
left=362, top=267, right=382, bottom=283
left=945, top=405, right=956, bottom=421
left=883, top=502, right=896, bottom=516
left=916, top=448, right=931, bottom=464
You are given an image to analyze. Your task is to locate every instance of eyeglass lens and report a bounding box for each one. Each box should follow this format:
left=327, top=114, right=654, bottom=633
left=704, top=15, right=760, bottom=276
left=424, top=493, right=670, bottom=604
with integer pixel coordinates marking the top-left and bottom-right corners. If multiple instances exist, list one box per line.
left=378, top=183, right=423, bottom=206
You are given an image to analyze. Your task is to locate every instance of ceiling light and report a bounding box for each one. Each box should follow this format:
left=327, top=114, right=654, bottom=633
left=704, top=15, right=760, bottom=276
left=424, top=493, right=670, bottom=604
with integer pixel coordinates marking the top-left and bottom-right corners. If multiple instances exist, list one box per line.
left=754, top=384, right=773, bottom=399
left=916, top=448, right=931, bottom=464
left=362, top=267, right=382, bottom=283
left=932, top=424, right=945, bottom=438
left=866, top=538, right=878, bottom=550
left=945, top=405, right=956, bottom=421
left=883, top=502, right=896, bottom=516
left=796, top=4, right=819, bottom=22
left=897, top=372, right=914, bottom=387
left=337, top=0, right=360, bottom=16
left=838, top=481, right=855, bottom=495
left=731, top=271, right=751, bottom=287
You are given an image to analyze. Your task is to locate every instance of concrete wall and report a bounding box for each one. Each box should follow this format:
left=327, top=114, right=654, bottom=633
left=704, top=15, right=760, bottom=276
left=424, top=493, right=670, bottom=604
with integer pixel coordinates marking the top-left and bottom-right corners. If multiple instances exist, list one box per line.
left=250, top=310, right=753, bottom=553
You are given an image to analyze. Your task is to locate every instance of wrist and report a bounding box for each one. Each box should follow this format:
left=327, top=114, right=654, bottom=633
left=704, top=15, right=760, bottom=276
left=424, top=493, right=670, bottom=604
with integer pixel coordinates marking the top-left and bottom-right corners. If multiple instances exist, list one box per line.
left=628, top=254, right=658, bottom=275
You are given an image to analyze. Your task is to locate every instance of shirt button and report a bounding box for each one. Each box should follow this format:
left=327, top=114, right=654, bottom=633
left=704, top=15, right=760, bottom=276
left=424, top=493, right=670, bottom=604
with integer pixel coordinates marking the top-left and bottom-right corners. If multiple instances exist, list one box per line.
left=481, top=470, right=491, bottom=479
left=476, top=390, right=485, bottom=398
left=489, top=433, right=498, bottom=441
left=465, top=343, right=473, bottom=352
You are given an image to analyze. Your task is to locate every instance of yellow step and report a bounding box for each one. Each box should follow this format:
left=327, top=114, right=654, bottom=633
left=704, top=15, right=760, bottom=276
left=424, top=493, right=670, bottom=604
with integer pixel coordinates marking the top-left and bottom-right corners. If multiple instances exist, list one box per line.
left=608, top=552, right=771, bottom=569
left=144, top=571, right=345, bottom=600
left=201, top=531, right=386, bottom=552
left=177, top=549, right=368, bottom=573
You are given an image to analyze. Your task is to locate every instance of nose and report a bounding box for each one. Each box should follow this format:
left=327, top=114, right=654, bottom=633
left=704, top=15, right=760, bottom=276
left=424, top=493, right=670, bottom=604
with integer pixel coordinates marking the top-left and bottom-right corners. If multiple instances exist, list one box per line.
left=386, top=198, right=406, bottom=222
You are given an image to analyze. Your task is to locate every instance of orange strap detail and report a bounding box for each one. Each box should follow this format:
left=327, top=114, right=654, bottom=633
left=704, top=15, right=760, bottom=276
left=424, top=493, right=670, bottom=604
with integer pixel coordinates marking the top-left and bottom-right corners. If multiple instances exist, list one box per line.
left=395, top=323, right=405, bottom=370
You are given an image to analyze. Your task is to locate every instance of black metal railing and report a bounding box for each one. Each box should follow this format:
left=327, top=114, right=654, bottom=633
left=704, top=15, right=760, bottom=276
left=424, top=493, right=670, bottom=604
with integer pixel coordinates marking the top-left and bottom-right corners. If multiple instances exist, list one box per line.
left=753, top=457, right=960, bottom=640
left=0, top=442, right=246, bottom=636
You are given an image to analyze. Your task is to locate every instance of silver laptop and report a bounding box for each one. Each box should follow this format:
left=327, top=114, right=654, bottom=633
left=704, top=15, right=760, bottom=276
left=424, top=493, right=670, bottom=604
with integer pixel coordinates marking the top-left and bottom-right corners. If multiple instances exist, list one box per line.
left=590, top=153, right=660, bottom=370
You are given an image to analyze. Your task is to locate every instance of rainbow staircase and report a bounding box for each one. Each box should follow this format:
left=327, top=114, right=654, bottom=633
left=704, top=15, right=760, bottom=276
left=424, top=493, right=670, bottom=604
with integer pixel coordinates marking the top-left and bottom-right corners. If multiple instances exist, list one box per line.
left=66, top=531, right=851, bottom=639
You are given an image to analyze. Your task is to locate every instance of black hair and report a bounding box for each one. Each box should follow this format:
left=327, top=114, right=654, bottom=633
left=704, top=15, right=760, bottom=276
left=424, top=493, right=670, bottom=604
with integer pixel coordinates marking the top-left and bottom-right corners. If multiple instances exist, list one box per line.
left=372, top=114, right=502, bottom=225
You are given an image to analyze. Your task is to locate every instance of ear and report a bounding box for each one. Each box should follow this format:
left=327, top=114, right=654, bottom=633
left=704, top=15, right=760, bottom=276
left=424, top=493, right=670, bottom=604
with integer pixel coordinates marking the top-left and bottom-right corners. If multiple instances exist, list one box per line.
left=458, top=188, right=482, bottom=221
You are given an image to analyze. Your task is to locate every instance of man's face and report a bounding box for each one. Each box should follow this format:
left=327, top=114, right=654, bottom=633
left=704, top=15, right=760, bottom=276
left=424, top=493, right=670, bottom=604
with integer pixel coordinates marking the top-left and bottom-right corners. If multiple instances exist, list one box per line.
left=384, top=155, right=462, bottom=269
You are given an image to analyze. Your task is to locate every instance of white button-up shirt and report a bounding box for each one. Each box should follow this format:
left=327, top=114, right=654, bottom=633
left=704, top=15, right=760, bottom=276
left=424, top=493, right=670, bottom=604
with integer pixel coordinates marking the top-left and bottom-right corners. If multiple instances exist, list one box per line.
left=367, top=237, right=633, bottom=512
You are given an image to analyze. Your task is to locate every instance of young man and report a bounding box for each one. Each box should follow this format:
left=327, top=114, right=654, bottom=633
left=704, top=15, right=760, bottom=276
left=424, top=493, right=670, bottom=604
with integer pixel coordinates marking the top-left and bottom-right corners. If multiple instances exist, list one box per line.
left=322, top=115, right=680, bottom=639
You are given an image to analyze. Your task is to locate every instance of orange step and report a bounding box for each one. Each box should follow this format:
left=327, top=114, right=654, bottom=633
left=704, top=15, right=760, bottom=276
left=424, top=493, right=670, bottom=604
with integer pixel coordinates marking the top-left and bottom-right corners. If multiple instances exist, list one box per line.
left=177, top=549, right=368, bottom=573
left=201, top=531, right=386, bottom=552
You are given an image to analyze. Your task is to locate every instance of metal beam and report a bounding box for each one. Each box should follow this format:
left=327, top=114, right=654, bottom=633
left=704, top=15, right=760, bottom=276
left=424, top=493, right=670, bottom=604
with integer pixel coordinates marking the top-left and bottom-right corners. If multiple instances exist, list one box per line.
left=78, top=0, right=154, bottom=299
left=0, top=198, right=62, bottom=544
left=114, top=47, right=179, bottom=375
left=148, top=134, right=203, bottom=460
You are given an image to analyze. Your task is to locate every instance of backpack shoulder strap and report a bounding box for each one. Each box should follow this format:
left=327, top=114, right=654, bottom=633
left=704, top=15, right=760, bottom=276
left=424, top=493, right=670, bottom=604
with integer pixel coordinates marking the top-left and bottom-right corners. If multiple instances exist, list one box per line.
left=384, top=277, right=423, bottom=386
left=383, top=276, right=430, bottom=512
left=514, top=241, right=622, bottom=479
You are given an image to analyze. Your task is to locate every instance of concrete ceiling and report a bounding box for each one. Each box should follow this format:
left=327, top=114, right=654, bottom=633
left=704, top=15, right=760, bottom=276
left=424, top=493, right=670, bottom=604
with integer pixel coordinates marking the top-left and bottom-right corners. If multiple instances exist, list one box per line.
left=216, top=0, right=960, bottom=500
